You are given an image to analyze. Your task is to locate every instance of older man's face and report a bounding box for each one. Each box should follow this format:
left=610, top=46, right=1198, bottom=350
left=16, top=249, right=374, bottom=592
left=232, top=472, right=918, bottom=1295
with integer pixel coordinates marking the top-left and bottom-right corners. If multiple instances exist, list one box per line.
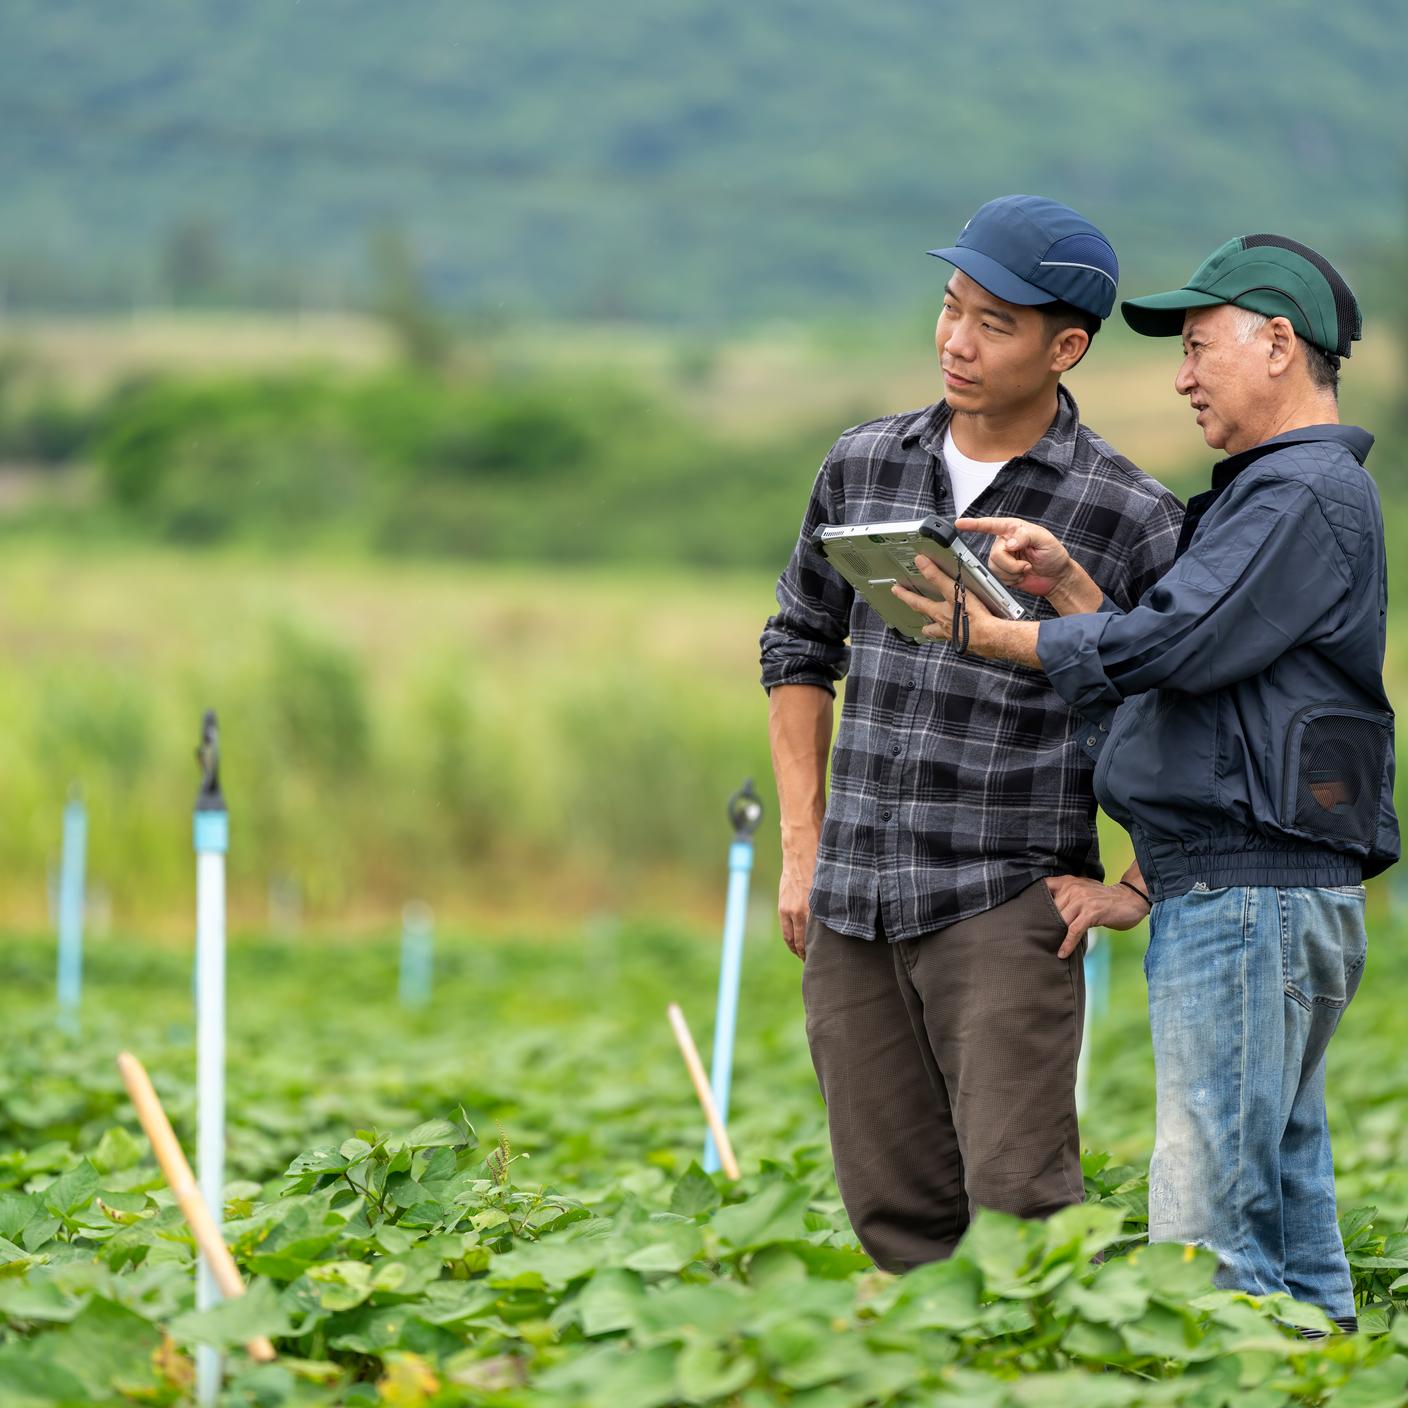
left=1173, top=304, right=1271, bottom=456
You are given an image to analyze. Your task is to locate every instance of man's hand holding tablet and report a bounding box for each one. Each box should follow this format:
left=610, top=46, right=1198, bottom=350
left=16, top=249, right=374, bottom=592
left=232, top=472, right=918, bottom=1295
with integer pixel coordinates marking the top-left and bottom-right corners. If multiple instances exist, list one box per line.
left=892, top=514, right=1105, bottom=661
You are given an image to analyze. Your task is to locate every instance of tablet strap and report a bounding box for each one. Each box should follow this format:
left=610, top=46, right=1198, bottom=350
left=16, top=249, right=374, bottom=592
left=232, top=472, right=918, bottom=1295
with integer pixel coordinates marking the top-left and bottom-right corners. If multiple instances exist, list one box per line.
left=951, top=562, right=970, bottom=655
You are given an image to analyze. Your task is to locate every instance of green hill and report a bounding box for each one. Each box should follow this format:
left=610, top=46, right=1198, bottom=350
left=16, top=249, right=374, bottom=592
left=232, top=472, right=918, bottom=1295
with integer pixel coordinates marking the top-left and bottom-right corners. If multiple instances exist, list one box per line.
left=1, top=0, right=1404, bottom=321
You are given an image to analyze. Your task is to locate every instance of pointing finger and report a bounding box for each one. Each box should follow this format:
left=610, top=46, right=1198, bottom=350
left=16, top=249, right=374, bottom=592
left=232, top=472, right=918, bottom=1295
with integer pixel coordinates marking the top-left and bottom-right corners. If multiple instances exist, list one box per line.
left=956, top=516, right=1022, bottom=538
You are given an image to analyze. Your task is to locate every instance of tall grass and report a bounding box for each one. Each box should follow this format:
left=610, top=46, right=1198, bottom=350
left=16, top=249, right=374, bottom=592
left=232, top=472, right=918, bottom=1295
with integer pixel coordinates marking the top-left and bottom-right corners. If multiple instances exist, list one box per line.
left=0, top=549, right=781, bottom=933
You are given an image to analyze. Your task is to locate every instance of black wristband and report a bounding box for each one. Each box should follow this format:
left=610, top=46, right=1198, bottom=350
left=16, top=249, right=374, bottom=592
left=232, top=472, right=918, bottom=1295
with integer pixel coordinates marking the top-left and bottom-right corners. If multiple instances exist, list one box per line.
left=1119, top=879, right=1151, bottom=909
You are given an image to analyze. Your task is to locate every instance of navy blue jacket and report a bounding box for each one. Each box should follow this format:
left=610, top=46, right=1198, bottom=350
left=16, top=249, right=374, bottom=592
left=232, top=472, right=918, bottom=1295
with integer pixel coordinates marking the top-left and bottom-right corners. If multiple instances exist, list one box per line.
left=1037, top=424, right=1398, bottom=900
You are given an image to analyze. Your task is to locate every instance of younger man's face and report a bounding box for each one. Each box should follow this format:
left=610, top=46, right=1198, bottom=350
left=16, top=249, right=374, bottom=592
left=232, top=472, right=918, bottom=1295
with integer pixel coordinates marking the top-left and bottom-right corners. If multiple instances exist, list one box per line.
left=935, top=269, right=1088, bottom=416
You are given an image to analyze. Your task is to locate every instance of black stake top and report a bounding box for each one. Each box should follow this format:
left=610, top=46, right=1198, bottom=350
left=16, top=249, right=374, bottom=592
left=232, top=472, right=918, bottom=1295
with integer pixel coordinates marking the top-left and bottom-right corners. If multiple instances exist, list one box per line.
left=728, top=778, right=764, bottom=840
left=195, top=709, right=226, bottom=813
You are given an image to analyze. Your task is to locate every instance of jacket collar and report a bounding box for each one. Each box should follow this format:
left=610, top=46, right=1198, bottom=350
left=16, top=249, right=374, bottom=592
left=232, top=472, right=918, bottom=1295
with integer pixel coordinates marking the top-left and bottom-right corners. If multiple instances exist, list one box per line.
left=1175, top=423, right=1374, bottom=560
left=1212, top=422, right=1373, bottom=491
left=900, top=383, right=1083, bottom=476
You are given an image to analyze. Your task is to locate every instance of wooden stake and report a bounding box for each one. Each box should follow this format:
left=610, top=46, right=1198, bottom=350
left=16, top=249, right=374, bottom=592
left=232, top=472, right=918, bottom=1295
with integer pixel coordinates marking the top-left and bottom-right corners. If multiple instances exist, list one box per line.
left=666, top=1003, right=741, bottom=1180
left=116, top=1051, right=276, bottom=1363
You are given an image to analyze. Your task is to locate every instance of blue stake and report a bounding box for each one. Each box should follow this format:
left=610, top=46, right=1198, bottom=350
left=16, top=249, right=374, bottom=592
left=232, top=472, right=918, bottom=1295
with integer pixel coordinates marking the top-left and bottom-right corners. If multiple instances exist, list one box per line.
left=399, top=901, right=434, bottom=1008
left=703, top=780, right=764, bottom=1175
left=56, top=788, right=87, bottom=1032
left=193, top=712, right=228, bottom=1407
left=1076, top=929, right=1113, bottom=1115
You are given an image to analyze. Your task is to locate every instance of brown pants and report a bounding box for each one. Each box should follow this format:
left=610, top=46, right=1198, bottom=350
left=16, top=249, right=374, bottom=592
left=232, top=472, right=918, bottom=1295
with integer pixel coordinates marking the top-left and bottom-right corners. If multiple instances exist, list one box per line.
left=802, top=879, right=1085, bottom=1272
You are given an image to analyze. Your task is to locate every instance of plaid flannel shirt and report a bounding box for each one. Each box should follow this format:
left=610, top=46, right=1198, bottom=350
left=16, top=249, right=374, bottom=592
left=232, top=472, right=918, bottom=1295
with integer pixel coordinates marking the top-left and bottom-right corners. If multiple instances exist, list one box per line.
left=760, top=386, right=1183, bottom=941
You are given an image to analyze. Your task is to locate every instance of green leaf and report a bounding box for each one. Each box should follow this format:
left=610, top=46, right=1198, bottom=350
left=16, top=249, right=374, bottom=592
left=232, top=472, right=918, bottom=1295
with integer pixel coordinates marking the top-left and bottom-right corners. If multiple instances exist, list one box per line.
left=0, top=1234, right=34, bottom=1268
left=1041, top=1202, right=1128, bottom=1263
left=169, top=1278, right=292, bottom=1349
left=1348, top=1251, right=1408, bottom=1269
left=711, top=1180, right=811, bottom=1251
left=304, top=1259, right=375, bottom=1310
left=1130, top=1241, right=1219, bottom=1301
left=956, top=1209, right=1045, bottom=1294
left=746, top=1244, right=809, bottom=1289
left=622, top=1219, right=704, bottom=1274
left=1119, top=1303, right=1197, bottom=1358
left=1257, top=1292, right=1336, bottom=1334
left=1010, top=1373, right=1145, bottom=1407
left=670, top=1162, right=721, bottom=1218
left=404, top=1118, right=462, bottom=1150
left=536, top=1342, right=680, bottom=1408
left=577, top=1267, right=647, bottom=1336
left=0, top=1193, right=36, bottom=1242
left=1357, top=1304, right=1392, bottom=1335
left=43, top=1161, right=101, bottom=1218
left=1061, top=1319, right=1126, bottom=1362
left=634, top=1283, right=753, bottom=1343
left=1338, top=1205, right=1378, bottom=1247
left=21, top=1297, right=163, bottom=1399
left=91, top=1127, right=145, bottom=1175
left=675, top=1340, right=756, bottom=1401
left=488, top=1238, right=603, bottom=1289
left=1054, top=1259, right=1149, bottom=1326
left=1330, top=1361, right=1408, bottom=1408
left=370, top=1249, right=443, bottom=1300
left=880, top=1256, right=984, bottom=1330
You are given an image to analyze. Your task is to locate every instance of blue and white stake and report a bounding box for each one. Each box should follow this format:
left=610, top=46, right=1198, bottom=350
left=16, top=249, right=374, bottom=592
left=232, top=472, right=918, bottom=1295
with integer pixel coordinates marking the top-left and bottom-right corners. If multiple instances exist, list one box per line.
left=193, top=712, right=228, bottom=1407
left=56, top=789, right=87, bottom=1032
left=1075, top=928, right=1112, bottom=1116
left=703, top=780, right=763, bottom=1175
left=399, top=901, right=434, bottom=1008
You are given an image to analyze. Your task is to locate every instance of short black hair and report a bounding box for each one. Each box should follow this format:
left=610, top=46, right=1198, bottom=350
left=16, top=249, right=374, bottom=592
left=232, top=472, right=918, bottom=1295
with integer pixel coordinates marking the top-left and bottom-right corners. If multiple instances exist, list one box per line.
left=1039, top=300, right=1100, bottom=365
left=1303, top=340, right=1341, bottom=397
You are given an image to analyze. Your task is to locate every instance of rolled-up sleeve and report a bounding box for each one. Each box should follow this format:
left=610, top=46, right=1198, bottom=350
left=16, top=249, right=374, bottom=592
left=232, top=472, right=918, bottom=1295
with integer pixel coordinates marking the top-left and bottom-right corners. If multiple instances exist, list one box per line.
left=760, top=456, right=853, bottom=695
left=1037, top=476, right=1352, bottom=713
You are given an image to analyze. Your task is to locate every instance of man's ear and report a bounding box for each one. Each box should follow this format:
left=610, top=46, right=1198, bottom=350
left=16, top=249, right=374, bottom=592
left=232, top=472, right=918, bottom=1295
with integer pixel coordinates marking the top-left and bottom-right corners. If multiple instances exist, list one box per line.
left=1051, top=327, right=1090, bottom=373
left=1266, top=316, right=1298, bottom=379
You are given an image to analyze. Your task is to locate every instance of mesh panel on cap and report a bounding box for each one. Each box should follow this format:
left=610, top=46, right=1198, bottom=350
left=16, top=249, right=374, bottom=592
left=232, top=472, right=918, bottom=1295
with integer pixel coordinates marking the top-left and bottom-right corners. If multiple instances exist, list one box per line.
left=1240, top=234, right=1360, bottom=358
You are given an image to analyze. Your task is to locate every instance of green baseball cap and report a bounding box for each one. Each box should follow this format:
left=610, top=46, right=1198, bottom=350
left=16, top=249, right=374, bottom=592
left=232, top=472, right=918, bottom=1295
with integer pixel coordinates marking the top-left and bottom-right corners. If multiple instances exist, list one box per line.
left=1122, top=234, right=1362, bottom=359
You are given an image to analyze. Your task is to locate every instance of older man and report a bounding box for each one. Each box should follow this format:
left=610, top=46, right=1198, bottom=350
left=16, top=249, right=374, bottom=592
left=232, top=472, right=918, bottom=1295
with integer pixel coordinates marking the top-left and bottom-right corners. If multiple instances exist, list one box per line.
left=896, top=234, right=1399, bottom=1329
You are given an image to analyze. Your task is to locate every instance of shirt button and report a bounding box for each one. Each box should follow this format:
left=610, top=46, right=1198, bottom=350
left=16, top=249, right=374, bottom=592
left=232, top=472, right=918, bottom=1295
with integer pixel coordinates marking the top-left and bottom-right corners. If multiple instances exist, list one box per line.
left=1098, top=722, right=1108, bottom=733
left=890, top=745, right=901, bottom=756
left=1086, top=735, right=1098, bottom=746
left=882, top=809, right=892, bottom=821
left=906, top=679, right=917, bottom=689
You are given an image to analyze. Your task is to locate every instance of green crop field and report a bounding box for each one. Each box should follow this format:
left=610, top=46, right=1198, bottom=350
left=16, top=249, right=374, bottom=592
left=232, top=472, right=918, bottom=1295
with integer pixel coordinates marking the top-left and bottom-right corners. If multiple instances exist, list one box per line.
left=1, top=311, right=1406, bottom=1404
left=0, top=912, right=1404, bottom=1406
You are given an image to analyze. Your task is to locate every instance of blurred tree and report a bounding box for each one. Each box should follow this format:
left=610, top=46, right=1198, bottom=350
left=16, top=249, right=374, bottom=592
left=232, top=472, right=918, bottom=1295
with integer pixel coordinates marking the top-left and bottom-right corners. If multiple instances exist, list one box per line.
left=368, top=230, right=451, bottom=372
left=161, top=217, right=226, bottom=306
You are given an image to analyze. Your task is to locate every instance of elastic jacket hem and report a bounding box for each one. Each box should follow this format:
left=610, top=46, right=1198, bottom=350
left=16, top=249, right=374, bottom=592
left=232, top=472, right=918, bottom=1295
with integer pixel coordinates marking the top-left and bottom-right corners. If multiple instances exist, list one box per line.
left=1138, top=832, right=1362, bottom=902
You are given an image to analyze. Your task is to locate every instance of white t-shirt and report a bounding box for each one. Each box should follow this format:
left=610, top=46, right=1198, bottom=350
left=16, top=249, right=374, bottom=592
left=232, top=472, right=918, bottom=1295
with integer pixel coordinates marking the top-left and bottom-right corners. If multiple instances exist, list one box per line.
left=943, top=426, right=1006, bottom=520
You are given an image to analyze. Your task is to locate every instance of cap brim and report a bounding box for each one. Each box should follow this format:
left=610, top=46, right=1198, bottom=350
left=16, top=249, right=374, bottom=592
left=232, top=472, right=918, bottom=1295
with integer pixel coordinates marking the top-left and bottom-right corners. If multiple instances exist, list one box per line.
left=1120, top=288, right=1225, bottom=337
left=926, top=246, right=1056, bottom=307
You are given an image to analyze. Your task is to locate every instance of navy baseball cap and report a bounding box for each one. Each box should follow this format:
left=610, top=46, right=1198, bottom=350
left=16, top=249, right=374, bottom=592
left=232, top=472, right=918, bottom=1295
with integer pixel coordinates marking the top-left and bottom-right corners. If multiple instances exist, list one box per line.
left=928, top=195, right=1119, bottom=320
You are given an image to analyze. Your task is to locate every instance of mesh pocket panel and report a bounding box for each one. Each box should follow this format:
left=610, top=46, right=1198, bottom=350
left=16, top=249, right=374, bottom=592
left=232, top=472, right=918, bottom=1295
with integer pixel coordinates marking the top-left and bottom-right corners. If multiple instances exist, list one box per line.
left=1291, top=713, right=1389, bottom=847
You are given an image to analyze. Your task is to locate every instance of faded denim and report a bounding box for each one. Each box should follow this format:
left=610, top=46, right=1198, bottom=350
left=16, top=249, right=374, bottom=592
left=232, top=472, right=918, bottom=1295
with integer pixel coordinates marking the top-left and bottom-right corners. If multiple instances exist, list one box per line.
left=1144, top=883, right=1366, bottom=1319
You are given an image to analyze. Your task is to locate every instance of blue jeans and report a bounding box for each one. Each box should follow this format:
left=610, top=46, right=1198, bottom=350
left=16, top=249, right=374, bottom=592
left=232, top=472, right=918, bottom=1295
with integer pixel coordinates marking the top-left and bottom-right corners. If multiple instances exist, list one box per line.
left=1145, top=883, right=1366, bottom=1318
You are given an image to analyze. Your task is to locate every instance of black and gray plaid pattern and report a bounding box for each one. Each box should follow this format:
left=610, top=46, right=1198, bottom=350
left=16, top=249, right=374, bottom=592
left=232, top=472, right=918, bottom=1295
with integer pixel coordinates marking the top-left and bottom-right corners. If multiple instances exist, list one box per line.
left=760, top=386, right=1183, bottom=942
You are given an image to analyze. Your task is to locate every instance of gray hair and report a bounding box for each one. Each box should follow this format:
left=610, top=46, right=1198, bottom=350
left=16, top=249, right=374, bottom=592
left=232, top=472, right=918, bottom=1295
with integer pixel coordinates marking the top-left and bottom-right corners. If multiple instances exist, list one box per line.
left=1230, top=305, right=1339, bottom=396
left=1232, top=307, right=1269, bottom=343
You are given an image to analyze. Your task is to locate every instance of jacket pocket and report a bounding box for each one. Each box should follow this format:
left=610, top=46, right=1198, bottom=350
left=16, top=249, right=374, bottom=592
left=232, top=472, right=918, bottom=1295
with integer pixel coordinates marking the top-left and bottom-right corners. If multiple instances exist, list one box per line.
left=1280, top=704, right=1393, bottom=850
